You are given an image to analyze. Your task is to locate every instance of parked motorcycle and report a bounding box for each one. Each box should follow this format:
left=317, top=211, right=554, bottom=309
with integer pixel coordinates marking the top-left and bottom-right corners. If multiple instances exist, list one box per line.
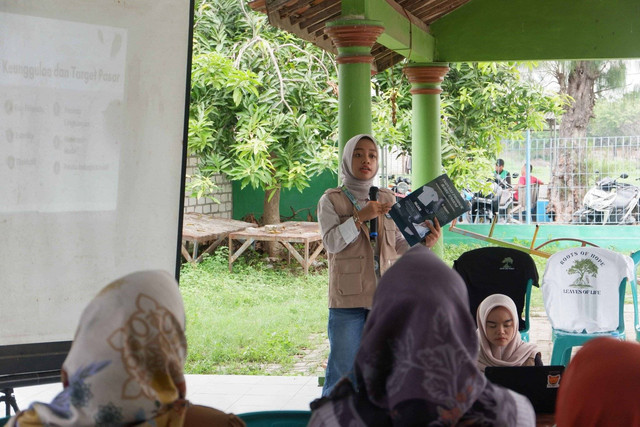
left=462, top=174, right=516, bottom=223
left=571, top=173, right=640, bottom=225
left=388, top=175, right=411, bottom=200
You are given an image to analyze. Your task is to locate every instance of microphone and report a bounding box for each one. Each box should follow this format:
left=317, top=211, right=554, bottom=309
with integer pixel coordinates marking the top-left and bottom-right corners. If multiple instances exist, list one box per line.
left=369, top=186, right=379, bottom=241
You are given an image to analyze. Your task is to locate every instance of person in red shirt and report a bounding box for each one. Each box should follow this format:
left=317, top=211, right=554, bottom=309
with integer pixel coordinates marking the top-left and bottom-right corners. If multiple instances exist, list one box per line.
left=513, top=164, right=543, bottom=202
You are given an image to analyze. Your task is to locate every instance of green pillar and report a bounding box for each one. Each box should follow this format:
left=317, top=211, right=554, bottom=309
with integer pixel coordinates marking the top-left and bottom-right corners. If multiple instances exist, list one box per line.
left=403, top=63, right=450, bottom=256
left=325, top=20, right=384, bottom=174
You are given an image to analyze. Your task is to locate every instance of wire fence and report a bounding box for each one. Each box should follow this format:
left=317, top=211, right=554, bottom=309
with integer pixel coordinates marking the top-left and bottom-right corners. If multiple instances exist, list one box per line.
left=499, top=136, right=640, bottom=224
left=382, top=136, right=640, bottom=224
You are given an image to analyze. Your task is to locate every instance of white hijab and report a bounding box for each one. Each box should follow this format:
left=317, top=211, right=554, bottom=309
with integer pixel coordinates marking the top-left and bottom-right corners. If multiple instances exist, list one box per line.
left=339, top=134, right=380, bottom=200
left=476, top=293, right=539, bottom=371
left=8, top=270, right=188, bottom=427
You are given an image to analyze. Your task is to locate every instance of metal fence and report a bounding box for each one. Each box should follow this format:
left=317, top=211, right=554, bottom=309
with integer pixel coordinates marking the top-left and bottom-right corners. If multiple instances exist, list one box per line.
left=382, top=136, right=640, bottom=225
left=500, top=136, right=640, bottom=224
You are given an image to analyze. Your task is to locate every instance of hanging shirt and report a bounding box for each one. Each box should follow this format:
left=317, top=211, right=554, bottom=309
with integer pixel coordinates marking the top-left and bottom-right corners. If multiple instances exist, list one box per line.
left=542, top=247, right=634, bottom=333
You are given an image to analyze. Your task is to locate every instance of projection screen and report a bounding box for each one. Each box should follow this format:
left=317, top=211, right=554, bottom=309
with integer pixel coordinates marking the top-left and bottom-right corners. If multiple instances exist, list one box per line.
left=0, top=0, right=192, bottom=361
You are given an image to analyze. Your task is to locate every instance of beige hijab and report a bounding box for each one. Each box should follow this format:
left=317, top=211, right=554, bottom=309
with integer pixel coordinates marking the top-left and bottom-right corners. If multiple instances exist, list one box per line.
left=8, top=270, right=188, bottom=427
left=476, top=294, right=539, bottom=371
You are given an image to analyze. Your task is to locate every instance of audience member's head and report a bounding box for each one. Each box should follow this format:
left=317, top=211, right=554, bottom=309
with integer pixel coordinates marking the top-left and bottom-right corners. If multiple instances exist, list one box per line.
left=520, top=164, right=534, bottom=175
left=310, top=245, right=535, bottom=426
left=476, top=294, right=540, bottom=371
left=7, top=270, right=244, bottom=427
left=555, top=337, right=640, bottom=427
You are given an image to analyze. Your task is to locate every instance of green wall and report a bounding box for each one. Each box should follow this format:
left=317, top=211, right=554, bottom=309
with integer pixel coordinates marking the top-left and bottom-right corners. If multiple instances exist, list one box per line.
left=232, top=170, right=337, bottom=222
left=443, top=224, right=640, bottom=253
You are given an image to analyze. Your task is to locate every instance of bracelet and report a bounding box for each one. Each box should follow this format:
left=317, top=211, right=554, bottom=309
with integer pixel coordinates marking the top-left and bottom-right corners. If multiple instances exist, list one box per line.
left=352, top=210, right=362, bottom=226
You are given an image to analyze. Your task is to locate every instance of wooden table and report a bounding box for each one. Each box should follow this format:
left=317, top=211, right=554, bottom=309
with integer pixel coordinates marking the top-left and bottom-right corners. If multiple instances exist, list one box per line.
left=228, top=221, right=324, bottom=274
left=181, top=213, right=253, bottom=263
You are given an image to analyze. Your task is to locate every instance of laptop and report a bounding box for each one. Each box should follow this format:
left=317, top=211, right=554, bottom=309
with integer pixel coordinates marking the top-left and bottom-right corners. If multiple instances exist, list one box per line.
left=484, top=365, right=565, bottom=413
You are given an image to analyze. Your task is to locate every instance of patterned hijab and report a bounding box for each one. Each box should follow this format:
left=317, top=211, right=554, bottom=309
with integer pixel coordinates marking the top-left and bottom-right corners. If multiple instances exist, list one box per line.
left=556, top=337, right=640, bottom=427
left=312, top=245, right=531, bottom=426
left=8, top=270, right=188, bottom=427
left=476, top=294, right=539, bottom=371
left=340, top=134, right=379, bottom=200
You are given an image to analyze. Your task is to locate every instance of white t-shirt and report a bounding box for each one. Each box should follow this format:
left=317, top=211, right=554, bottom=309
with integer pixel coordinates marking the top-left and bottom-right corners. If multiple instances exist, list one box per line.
left=542, top=247, right=634, bottom=333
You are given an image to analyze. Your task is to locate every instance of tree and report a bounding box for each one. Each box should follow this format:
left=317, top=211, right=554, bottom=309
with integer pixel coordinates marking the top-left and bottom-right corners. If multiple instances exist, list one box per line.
left=189, top=0, right=338, bottom=254
left=567, top=258, right=598, bottom=287
left=542, top=61, right=626, bottom=222
left=371, top=62, right=564, bottom=192
left=191, top=2, right=562, bottom=239
left=588, top=92, right=640, bottom=136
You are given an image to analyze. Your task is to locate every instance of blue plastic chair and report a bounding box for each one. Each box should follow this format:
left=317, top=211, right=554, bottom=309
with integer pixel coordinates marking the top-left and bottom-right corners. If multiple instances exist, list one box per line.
left=237, top=410, right=311, bottom=427
left=544, top=247, right=636, bottom=366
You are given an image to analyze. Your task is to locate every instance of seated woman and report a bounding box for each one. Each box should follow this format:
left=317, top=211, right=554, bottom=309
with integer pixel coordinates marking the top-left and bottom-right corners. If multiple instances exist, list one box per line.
left=6, top=270, right=244, bottom=427
left=476, top=294, right=542, bottom=371
left=309, top=245, right=535, bottom=426
left=555, top=337, right=640, bottom=427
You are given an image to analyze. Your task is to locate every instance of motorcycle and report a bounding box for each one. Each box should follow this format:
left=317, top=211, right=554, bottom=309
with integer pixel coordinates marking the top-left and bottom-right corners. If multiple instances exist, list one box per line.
left=571, top=173, right=640, bottom=225
left=462, top=174, right=516, bottom=223
left=388, top=175, right=411, bottom=200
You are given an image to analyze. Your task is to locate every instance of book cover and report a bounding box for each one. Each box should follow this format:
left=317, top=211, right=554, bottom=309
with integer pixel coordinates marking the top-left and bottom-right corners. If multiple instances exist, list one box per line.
left=389, top=173, right=470, bottom=246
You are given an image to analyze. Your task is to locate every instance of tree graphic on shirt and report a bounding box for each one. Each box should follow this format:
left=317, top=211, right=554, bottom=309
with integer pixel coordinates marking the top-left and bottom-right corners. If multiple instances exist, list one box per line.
left=501, top=257, right=514, bottom=269
left=567, top=259, right=598, bottom=287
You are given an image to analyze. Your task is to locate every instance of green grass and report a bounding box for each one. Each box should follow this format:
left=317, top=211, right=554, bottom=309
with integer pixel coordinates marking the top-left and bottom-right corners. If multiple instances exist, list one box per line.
left=180, top=243, right=636, bottom=375
left=180, top=247, right=328, bottom=375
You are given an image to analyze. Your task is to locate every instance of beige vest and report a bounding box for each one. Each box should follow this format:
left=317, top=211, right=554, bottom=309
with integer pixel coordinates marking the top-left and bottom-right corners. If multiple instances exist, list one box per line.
left=325, top=188, right=401, bottom=308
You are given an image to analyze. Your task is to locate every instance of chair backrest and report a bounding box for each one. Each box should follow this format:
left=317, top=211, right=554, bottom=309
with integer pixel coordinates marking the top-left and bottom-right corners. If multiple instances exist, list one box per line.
left=517, top=182, right=539, bottom=209
left=630, top=250, right=640, bottom=342
left=542, top=247, right=635, bottom=333
left=453, top=247, right=539, bottom=331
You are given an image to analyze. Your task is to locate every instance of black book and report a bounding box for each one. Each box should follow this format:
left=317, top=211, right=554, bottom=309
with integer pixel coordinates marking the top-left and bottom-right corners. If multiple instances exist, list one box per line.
left=389, top=173, right=469, bottom=246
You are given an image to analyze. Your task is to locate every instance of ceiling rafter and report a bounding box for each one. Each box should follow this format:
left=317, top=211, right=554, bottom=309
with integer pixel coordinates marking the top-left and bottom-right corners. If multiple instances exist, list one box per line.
left=252, top=0, right=473, bottom=72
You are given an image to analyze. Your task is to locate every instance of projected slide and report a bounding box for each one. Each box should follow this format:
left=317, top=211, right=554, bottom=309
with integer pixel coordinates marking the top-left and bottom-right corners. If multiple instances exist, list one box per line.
left=0, top=12, right=126, bottom=212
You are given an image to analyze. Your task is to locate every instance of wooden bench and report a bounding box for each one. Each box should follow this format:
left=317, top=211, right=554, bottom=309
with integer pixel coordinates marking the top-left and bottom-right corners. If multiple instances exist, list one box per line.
left=182, top=213, right=253, bottom=263
left=228, top=221, right=324, bottom=275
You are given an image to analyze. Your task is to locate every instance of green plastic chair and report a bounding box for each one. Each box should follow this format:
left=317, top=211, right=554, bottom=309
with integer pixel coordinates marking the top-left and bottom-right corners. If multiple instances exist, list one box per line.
left=237, top=410, right=311, bottom=427
left=549, top=277, right=627, bottom=366
left=630, top=249, right=640, bottom=342
left=544, top=247, right=636, bottom=366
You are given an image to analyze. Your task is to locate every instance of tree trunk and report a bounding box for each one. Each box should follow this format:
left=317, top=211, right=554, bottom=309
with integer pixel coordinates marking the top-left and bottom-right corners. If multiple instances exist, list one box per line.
left=548, top=61, right=598, bottom=222
left=263, top=187, right=282, bottom=258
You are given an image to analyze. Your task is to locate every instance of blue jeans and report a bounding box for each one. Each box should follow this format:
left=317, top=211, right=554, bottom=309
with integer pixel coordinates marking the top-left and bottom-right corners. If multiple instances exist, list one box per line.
left=321, top=307, right=369, bottom=397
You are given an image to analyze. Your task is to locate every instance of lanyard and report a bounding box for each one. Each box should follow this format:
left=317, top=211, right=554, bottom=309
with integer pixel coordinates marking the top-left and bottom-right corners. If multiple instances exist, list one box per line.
left=342, top=186, right=381, bottom=278
left=340, top=185, right=363, bottom=211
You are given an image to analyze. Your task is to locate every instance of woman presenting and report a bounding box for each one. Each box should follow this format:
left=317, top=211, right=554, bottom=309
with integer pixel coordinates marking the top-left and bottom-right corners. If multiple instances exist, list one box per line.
left=317, top=134, right=440, bottom=396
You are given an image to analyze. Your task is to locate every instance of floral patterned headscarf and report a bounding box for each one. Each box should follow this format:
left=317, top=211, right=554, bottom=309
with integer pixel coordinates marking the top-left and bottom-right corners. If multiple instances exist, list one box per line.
left=311, top=245, right=533, bottom=426
left=8, top=270, right=188, bottom=427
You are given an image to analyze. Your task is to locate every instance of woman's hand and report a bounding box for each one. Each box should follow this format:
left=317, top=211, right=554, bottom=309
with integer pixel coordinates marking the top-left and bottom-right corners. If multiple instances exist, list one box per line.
left=358, top=201, right=392, bottom=223
left=421, top=217, right=441, bottom=248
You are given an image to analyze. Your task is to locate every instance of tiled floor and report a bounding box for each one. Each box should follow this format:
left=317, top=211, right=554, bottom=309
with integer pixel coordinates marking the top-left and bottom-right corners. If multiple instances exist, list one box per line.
left=7, top=306, right=637, bottom=417
left=9, top=374, right=322, bottom=416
